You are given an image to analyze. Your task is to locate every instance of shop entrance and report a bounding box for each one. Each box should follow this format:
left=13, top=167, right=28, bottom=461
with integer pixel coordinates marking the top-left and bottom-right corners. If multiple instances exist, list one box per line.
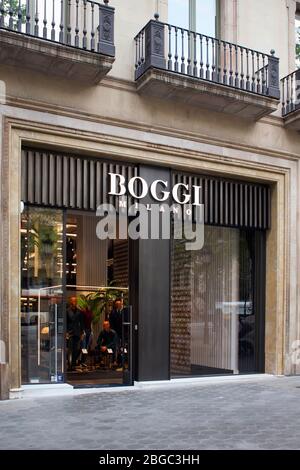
left=20, top=150, right=270, bottom=384
left=20, top=206, right=133, bottom=388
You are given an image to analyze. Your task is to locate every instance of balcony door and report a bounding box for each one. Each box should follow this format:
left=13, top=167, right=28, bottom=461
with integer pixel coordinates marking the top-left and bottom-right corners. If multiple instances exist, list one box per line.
left=168, top=0, right=219, bottom=37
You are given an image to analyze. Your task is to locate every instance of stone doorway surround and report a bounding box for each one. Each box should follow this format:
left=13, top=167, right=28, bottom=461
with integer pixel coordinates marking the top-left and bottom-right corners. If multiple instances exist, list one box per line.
left=0, top=111, right=298, bottom=399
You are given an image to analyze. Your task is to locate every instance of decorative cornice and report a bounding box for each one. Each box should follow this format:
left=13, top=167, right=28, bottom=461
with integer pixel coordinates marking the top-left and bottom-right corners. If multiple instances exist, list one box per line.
left=1, top=95, right=300, bottom=163
left=4, top=116, right=297, bottom=180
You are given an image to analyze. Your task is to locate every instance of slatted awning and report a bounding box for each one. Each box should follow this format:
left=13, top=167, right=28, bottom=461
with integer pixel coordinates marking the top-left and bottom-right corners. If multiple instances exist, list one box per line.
left=21, top=148, right=270, bottom=230
left=21, top=148, right=138, bottom=211
left=172, top=172, right=270, bottom=230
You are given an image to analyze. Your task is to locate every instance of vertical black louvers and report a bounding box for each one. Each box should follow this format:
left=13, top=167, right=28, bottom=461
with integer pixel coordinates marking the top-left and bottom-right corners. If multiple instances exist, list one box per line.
left=172, top=172, right=270, bottom=230
left=21, top=149, right=138, bottom=211
left=21, top=149, right=271, bottom=230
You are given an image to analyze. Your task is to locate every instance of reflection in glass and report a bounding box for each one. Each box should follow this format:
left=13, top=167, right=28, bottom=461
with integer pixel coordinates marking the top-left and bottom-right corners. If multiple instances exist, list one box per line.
left=21, top=207, right=64, bottom=384
left=295, top=12, right=300, bottom=68
left=168, top=0, right=217, bottom=37
left=63, top=213, right=131, bottom=387
left=20, top=208, right=132, bottom=386
left=171, top=225, right=256, bottom=377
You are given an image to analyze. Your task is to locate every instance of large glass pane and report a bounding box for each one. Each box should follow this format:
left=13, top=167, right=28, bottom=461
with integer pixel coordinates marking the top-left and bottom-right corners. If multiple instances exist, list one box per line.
left=20, top=207, right=133, bottom=387
left=171, top=225, right=256, bottom=377
left=21, top=206, right=64, bottom=384
left=195, top=0, right=216, bottom=37
left=296, top=11, right=300, bottom=68
left=168, top=0, right=216, bottom=36
left=64, top=212, right=131, bottom=387
left=168, top=0, right=189, bottom=29
left=168, top=0, right=217, bottom=70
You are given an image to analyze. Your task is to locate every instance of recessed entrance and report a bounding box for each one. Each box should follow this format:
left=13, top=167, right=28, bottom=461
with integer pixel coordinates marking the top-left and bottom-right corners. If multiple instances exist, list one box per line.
left=19, top=150, right=269, bottom=386
left=171, top=226, right=266, bottom=377
left=20, top=206, right=132, bottom=388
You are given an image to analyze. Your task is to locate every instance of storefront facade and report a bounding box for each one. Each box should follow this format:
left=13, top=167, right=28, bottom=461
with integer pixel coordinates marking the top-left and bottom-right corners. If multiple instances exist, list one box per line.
left=17, top=148, right=269, bottom=386
left=0, top=0, right=300, bottom=399
left=0, top=119, right=297, bottom=397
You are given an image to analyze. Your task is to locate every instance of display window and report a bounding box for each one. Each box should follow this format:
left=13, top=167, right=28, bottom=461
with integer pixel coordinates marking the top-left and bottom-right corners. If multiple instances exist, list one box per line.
left=21, top=206, right=132, bottom=387
left=171, top=225, right=265, bottom=377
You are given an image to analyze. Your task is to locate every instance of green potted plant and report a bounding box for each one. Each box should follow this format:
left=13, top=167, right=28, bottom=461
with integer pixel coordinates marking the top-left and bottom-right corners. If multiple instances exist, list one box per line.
left=77, top=283, right=126, bottom=325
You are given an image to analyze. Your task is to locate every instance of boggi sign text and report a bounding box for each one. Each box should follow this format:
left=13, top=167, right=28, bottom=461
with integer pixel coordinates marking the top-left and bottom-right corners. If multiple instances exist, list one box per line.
left=108, top=173, right=202, bottom=206
left=95, top=172, right=205, bottom=251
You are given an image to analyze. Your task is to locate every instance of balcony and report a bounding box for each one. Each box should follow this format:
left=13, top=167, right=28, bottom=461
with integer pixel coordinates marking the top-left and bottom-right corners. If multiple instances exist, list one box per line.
left=0, top=0, right=115, bottom=84
left=281, top=70, right=300, bottom=130
left=134, top=17, right=280, bottom=120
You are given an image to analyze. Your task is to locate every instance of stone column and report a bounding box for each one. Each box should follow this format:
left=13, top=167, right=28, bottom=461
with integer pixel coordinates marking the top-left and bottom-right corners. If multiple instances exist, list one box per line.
left=219, top=0, right=238, bottom=44
left=286, top=0, right=297, bottom=74
left=0, top=99, right=11, bottom=399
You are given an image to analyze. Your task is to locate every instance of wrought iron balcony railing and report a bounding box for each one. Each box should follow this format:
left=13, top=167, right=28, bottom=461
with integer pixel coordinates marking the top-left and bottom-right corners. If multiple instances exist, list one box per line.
left=0, top=0, right=114, bottom=56
left=281, top=69, right=300, bottom=116
left=134, top=18, right=280, bottom=100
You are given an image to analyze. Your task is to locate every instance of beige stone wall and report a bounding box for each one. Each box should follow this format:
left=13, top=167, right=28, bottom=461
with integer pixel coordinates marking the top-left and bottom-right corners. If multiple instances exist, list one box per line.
left=108, top=1, right=296, bottom=81
left=108, top=0, right=158, bottom=81
left=0, top=63, right=298, bottom=158
left=0, top=0, right=300, bottom=398
left=237, top=0, right=296, bottom=78
left=0, top=1, right=297, bottom=150
left=0, top=112, right=298, bottom=396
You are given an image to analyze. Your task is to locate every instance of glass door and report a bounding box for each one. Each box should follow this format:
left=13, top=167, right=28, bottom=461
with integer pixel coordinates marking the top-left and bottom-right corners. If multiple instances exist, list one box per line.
left=20, top=207, right=134, bottom=387
left=64, top=285, right=131, bottom=388
left=63, top=212, right=133, bottom=387
left=121, top=305, right=133, bottom=386
left=171, top=225, right=257, bottom=377
left=21, top=206, right=65, bottom=384
left=168, top=0, right=218, bottom=36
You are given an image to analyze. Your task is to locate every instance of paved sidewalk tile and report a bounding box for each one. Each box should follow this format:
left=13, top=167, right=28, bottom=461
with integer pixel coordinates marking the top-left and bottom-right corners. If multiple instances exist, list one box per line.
left=0, top=376, right=300, bottom=450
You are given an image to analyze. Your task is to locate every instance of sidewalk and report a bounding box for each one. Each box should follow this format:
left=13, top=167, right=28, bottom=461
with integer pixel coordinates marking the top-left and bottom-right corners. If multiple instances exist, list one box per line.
left=0, top=375, right=299, bottom=450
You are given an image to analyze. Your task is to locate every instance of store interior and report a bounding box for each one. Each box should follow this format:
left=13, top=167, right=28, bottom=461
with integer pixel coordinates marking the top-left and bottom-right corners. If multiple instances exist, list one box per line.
left=21, top=207, right=130, bottom=388
left=20, top=206, right=260, bottom=387
left=64, top=212, right=130, bottom=387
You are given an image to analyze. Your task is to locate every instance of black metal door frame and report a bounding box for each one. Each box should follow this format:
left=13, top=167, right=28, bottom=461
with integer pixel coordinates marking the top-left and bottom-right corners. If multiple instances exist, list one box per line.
left=254, top=230, right=266, bottom=373
left=62, top=209, right=134, bottom=387
left=121, top=305, right=133, bottom=386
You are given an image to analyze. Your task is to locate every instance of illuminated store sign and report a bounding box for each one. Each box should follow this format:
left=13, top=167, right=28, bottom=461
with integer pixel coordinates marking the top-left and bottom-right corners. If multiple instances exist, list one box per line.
left=108, top=172, right=202, bottom=206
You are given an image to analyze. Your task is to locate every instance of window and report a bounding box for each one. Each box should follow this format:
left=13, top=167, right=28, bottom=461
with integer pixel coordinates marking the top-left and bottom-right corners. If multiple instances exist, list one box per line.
left=296, top=5, right=300, bottom=68
left=171, top=226, right=261, bottom=377
left=168, top=0, right=219, bottom=37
